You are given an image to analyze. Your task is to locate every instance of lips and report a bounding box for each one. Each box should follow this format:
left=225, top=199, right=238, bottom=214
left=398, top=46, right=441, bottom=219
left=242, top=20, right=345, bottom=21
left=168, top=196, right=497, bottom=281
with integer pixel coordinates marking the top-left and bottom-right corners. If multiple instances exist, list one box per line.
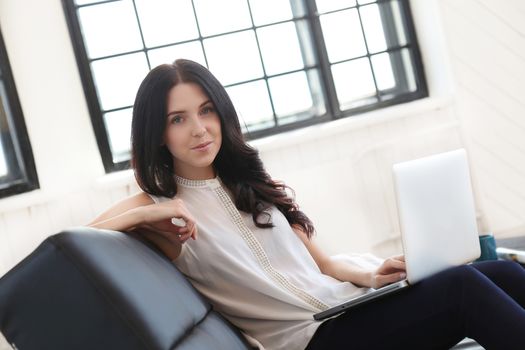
left=191, top=141, right=212, bottom=150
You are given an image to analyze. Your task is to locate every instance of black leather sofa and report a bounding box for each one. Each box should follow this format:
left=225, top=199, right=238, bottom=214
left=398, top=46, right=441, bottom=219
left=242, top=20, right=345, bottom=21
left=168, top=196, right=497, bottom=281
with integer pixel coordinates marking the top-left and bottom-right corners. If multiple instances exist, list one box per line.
left=0, top=227, right=253, bottom=350
left=0, top=227, right=484, bottom=350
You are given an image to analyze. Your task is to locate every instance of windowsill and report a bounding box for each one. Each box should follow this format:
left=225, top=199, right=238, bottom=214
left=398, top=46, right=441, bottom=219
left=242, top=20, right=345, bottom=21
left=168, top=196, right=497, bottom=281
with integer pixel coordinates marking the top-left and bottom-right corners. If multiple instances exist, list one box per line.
left=0, top=188, right=47, bottom=213
left=249, top=95, right=455, bottom=153
left=0, top=171, right=138, bottom=214
left=93, top=168, right=135, bottom=189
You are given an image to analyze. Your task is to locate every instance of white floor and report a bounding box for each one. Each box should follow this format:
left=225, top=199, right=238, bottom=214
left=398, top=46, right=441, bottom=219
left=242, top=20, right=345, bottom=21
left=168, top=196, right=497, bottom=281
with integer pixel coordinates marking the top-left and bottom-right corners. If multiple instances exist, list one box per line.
left=0, top=333, right=11, bottom=350
left=0, top=332, right=485, bottom=350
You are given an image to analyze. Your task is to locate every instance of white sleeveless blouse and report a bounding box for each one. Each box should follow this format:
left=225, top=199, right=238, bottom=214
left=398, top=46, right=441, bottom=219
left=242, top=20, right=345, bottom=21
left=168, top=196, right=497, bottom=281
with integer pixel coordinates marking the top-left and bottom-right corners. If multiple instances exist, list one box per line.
left=149, top=176, right=371, bottom=350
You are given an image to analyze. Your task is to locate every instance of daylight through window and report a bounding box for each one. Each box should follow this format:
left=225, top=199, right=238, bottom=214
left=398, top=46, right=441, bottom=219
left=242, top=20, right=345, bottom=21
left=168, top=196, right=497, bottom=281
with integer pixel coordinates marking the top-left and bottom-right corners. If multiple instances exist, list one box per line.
left=63, top=0, right=427, bottom=172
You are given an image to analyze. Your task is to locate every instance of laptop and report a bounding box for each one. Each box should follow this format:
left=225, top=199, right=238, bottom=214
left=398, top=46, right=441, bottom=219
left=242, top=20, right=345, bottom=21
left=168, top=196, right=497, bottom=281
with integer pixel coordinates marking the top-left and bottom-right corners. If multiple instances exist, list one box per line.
left=314, top=149, right=481, bottom=321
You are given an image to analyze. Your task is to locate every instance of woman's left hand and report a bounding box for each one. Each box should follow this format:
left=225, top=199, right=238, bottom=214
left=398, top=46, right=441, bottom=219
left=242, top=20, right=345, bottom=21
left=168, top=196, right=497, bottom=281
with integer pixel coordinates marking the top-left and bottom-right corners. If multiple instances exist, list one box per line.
left=369, top=255, right=406, bottom=289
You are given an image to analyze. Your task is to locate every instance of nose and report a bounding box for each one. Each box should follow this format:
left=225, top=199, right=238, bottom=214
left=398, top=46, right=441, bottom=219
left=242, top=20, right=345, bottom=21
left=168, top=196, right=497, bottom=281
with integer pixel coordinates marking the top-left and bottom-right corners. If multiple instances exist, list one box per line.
left=191, top=117, right=206, bottom=137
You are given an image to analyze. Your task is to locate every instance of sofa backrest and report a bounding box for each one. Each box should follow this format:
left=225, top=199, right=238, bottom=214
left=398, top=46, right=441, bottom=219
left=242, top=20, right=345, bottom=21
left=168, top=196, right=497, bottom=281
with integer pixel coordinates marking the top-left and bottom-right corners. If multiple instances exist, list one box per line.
left=0, top=227, right=253, bottom=350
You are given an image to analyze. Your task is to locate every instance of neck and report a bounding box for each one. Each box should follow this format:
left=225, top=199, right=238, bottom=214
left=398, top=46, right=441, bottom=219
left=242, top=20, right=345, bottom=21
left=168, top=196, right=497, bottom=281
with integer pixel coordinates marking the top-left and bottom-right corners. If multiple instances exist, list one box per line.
left=175, top=167, right=216, bottom=180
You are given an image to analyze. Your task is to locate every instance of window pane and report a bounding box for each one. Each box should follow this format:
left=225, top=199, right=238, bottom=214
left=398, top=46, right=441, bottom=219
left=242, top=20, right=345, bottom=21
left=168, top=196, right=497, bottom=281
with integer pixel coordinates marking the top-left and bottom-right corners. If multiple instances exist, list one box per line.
left=91, top=53, right=149, bottom=111
left=148, top=41, right=206, bottom=68
left=332, top=58, right=376, bottom=108
left=64, top=0, right=427, bottom=171
left=0, top=33, right=38, bottom=195
left=315, top=0, right=357, bottom=14
left=371, top=52, right=394, bottom=90
left=320, top=9, right=366, bottom=62
left=305, top=68, right=327, bottom=116
left=0, top=135, right=7, bottom=177
left=104, top=108, right=132, bottom=163
left=135, top=0, right=199, bottom=47
left=257, top=22, right=304, bottom=76
left=360, top=4, right=387, bottom=53
left=78, top=0, right=143, bottom=58
left=401, top=49, right=417, bottom=93
left=268, top=71, right=313, bottom=118
left=226, top=80, right=274, bottom=130
left=194, top=0, right=252, bottom=36
left=389, top=0, right=408, bottom=47
left=204, top=31, right=263, bottom=85
left=0, top=83, right=16, bottom=179
left=372, top=49, right=417, bottom=99
left=249, top=0, right=293, bottom=26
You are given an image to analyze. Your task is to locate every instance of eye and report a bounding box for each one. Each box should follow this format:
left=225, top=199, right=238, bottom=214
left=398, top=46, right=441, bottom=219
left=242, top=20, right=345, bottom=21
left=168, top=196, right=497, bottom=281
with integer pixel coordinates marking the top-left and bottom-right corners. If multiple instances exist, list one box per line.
left=201, top=105, right=215, bottom=115
left=170, top=116, right=183, bottom=124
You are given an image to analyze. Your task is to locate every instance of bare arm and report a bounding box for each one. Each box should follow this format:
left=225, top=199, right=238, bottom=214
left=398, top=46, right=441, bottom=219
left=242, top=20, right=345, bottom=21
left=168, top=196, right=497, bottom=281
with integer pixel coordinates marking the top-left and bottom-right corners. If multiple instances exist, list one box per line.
left=88, top=192, right=153, bottom=231
left=88, top=193, right=198, bottom=261
left=292, top=226, right=406, bottom=289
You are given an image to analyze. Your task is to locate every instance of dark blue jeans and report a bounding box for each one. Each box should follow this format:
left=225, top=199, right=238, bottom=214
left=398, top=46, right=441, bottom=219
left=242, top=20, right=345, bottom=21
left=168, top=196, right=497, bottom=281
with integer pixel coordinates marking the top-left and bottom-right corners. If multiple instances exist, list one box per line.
left=306, top=260, right=525, bottom=350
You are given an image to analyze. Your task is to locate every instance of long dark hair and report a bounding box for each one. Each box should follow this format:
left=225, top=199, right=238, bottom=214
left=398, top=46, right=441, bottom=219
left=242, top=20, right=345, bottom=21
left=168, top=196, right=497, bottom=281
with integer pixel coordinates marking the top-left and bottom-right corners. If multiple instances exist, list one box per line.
left=131, top=59, right=315, bottom=238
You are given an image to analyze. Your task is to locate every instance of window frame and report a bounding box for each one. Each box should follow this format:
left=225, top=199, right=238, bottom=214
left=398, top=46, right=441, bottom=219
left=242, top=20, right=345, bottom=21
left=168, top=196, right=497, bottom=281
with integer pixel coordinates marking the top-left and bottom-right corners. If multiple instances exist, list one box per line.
left=62, top=0, right=428, bottom=173
left=0, top=29, right=39, bottom=199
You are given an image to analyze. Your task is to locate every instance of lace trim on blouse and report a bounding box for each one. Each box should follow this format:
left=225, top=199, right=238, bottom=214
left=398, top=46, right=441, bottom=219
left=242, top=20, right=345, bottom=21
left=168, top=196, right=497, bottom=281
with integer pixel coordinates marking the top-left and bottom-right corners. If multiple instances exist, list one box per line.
left=174, top=174, right=329, bottom=311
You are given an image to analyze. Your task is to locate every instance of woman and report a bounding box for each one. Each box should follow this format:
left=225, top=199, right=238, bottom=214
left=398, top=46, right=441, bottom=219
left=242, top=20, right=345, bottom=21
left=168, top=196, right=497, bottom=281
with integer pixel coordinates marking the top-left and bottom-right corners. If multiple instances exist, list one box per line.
left=89, top=59, right=525, bottom=350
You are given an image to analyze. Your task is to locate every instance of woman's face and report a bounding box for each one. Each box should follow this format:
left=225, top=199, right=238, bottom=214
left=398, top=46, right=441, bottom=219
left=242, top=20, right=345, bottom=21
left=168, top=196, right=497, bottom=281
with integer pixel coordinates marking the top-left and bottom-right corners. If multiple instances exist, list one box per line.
left=164, top=82, right=222, bottom=180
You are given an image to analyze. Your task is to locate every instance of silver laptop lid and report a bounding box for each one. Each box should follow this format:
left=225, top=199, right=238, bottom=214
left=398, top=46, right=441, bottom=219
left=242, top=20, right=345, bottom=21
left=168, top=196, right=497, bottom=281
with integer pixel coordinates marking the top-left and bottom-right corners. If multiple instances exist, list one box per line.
left=393, top=149, right=481, bottom=284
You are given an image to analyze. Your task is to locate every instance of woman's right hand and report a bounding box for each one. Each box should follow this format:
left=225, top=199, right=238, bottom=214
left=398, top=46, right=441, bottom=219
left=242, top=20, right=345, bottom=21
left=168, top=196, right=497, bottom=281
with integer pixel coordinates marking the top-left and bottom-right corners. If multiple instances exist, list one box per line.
left=138, top=198, right=198, bottom=245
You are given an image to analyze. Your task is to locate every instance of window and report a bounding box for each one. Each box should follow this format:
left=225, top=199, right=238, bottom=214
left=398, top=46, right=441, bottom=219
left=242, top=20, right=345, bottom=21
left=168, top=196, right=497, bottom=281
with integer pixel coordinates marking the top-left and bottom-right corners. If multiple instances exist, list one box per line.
left=0, top=29, right=39, bottom=198
left=63, top=0, right=427, bottom=172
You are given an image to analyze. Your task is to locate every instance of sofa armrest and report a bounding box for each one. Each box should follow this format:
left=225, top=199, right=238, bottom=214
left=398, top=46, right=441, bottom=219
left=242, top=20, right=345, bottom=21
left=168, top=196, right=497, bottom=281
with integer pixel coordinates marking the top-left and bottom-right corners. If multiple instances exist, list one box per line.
left=0, top=227, right=252, bottom=350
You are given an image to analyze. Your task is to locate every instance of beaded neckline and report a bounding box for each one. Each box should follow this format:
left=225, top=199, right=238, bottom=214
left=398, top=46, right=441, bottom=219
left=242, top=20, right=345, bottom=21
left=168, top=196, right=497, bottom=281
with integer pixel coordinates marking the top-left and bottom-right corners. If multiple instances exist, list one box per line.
left=174, top=174, right=220, bottom=188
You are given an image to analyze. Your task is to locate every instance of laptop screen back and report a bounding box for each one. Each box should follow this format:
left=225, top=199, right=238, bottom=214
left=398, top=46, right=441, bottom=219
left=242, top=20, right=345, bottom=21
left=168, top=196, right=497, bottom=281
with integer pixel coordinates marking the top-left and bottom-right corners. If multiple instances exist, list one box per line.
left=393, top=149, right=481, bottom=284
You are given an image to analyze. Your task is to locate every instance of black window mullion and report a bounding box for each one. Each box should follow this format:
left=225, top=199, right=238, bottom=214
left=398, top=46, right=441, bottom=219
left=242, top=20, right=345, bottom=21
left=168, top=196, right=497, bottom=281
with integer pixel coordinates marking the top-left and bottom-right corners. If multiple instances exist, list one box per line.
left=189, top=0, right=209, bottom=68
left=130, top=0, right=152, bottom=70
left=304, top=0, right=340, bottom=119
left=62, top=0, right=428, bottom=172
left=75, top=0, right=121, bottom=9
left=325, top=43, right=410, bottom=66
left=398, top=0, right=427, bottom=94
left=244, top=0, right=279, bottom=128
left=61, top=0, right=119, bottom=171
left=377, top=0, right=408, bottom=94
left=355, top=4, right=381, bottom=102
left=289, top=2, right=327, bottom=122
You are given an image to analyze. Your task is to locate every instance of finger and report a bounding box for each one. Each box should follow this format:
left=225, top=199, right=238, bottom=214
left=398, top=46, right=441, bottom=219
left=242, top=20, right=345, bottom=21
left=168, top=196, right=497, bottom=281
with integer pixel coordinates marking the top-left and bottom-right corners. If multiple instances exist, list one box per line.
left=192, top=226, right=198, bottom=240
left=178, top=234, right=191, bottom=243
left=175, top=231, right=190, bottom=243
left=185, top=219, right=197, bottom=240
left=174, top=207, right=197, bottom=240
left=384, top=258, right=406, bottom=271
left=377, top=272, right=406, bottom=288
left=189, top=225, right=197, bottom=240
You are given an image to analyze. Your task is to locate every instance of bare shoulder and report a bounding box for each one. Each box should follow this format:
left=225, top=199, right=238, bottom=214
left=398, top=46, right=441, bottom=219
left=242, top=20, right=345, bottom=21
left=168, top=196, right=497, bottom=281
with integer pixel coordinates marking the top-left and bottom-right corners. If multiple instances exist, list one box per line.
left=112, top=191, right=154, bottom=210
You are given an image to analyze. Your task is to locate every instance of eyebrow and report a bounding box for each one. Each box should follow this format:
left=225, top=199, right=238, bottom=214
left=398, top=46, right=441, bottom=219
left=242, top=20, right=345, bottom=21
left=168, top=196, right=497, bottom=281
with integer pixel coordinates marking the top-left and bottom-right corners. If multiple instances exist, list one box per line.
left=166, top=100, right=212, bottom=118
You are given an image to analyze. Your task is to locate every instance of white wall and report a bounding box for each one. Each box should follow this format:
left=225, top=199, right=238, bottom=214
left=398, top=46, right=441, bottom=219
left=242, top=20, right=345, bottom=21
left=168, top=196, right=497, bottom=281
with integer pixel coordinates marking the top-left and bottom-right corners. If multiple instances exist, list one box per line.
left=0, top=0, right=523, bottom=282
left=439, top=0, right=525, bottom=237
